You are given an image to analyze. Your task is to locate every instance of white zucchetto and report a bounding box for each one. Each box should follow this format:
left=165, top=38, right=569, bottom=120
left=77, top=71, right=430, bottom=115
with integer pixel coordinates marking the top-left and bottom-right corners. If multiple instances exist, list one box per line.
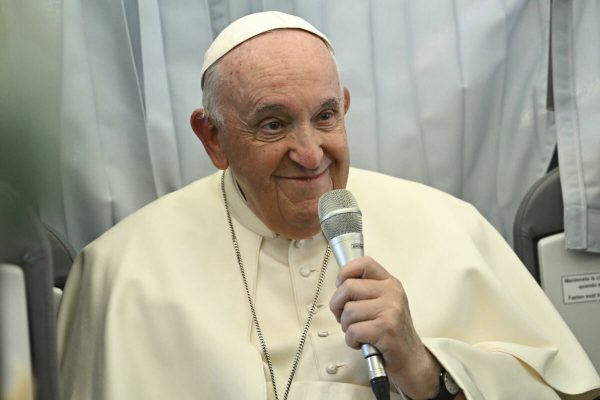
left=201, top=11, right=334, bottom=88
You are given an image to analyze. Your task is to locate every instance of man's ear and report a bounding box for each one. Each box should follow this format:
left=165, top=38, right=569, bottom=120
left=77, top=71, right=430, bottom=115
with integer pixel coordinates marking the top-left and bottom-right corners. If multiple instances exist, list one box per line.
left=343, top=87, right=351, bottom=114
left=190, top=108, right=229, bottom=170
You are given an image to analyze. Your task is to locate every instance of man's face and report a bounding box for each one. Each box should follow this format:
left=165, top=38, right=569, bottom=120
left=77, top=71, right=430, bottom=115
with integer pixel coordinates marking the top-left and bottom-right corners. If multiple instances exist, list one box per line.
left=214, top=30, right=350, bottom=239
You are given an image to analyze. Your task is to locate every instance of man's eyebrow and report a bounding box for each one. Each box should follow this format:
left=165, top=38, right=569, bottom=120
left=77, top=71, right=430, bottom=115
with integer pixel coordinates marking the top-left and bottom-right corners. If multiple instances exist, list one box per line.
left=321, top=98, right=342, bottom=111
left=253, top=103, right=286, bottom=116
left=249, top=98, right=342, bottom=119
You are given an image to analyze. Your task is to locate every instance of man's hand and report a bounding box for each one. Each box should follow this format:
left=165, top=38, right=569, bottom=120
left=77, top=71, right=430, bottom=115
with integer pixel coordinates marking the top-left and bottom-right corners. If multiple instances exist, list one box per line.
left=329, top=256, right=443, bottom=399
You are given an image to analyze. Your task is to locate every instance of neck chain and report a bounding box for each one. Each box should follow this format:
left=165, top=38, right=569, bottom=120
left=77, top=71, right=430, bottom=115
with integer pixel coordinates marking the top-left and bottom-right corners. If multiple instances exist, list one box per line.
left=220, top=171, right=331, bottom=400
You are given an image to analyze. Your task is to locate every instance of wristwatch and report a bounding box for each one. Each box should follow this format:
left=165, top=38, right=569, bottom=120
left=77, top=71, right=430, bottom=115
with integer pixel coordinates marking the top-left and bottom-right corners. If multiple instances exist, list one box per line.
left=431, top=367, right=461, bottom=400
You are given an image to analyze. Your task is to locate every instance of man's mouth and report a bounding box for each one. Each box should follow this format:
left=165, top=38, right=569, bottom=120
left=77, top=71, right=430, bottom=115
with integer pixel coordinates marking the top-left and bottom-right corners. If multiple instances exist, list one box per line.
left=284, top=169, right=328, bottom=181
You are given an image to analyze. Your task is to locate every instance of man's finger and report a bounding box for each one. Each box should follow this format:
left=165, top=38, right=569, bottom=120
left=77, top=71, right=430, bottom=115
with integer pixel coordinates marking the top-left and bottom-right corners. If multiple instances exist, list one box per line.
left=336, top=256, right=390, bottom=287
left=330, top=278, right=383, bottom=321
left=338, top=298, right=383, bottom=332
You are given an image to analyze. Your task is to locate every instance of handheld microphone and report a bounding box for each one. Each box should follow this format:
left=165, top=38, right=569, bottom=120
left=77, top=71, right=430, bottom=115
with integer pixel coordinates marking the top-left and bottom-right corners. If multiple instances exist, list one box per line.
left=318, top=189, right=390, bottom=400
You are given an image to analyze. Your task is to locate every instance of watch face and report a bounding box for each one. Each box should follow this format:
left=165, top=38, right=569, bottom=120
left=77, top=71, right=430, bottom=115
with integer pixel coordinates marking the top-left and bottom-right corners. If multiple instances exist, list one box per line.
left=444, top=371, right=460, bottom=395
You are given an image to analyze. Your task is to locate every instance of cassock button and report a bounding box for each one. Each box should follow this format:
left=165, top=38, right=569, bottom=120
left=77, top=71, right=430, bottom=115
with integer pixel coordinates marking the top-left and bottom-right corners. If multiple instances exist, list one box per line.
left=317, top=330, right=329, bottom=337
left=299, top=267, right=315, bottom=277
left=326, top=363, right=344, bottom=374
left=294, top=240, right=305, bottom=248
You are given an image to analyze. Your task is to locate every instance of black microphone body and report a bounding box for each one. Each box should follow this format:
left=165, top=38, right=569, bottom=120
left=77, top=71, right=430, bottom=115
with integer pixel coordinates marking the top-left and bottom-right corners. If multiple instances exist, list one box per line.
left=318, top=190, right=390, bottom=400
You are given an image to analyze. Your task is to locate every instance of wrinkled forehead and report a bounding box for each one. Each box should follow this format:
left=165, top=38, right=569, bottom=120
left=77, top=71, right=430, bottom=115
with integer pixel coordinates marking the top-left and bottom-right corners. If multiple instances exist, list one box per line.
left=201, top=11, right=334, bottom=88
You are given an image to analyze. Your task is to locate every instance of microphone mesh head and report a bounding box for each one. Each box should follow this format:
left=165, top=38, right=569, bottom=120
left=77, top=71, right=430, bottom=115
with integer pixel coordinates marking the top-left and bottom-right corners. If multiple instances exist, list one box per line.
left=318, top=189, right=362, bottom=241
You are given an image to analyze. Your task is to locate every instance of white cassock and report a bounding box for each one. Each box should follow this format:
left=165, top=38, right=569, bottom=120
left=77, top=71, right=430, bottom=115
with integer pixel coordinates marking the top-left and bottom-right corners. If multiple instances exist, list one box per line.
left=58, top=168, right=600, bottom=399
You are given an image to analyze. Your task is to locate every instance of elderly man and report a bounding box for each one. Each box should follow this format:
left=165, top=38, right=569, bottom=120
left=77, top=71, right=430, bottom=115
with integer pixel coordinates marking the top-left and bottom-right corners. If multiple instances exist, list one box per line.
left=58, top=11, right=600, bottom=400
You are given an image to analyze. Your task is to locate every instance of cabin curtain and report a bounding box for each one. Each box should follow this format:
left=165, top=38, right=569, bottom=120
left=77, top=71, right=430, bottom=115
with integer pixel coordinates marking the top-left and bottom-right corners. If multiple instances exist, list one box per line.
left=1, top=0, right=567, bottom=252
left=552, top=0, right=600, bottom=253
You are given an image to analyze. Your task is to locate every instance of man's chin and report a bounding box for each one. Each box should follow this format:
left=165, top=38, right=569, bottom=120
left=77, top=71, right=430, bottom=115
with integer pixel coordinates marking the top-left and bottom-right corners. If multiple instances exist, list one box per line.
left=284, top=205, right=321, bottom=232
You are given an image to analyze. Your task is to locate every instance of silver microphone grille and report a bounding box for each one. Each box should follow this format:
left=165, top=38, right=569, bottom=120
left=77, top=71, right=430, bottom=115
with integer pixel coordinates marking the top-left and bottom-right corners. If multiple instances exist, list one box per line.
left=318, top=189, right=363, bottom=241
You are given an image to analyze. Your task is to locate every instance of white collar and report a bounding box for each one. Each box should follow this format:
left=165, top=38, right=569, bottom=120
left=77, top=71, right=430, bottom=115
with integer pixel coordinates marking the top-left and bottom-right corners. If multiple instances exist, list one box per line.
left=223, top=168, right=278, bottom=239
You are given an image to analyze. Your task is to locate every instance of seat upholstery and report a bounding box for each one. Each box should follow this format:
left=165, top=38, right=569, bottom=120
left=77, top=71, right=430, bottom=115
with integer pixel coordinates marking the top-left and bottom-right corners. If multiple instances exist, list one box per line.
left=0, top=182, right=61, bottom=400
left=513, top=168, right=600, bottom=376
left=43, top=223, right=76, bottom=290
left=513, top=168, right=564, bottom=282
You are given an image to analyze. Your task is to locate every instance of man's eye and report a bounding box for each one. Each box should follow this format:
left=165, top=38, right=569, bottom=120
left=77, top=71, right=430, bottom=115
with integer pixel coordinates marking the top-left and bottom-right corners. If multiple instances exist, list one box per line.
left=319, top=111, right=334, bottom=121
left=263, top=120, right=282, bottom=130
left=255, top=119, right=287, bottom=142
left=317, top=111, right=339, bottom=128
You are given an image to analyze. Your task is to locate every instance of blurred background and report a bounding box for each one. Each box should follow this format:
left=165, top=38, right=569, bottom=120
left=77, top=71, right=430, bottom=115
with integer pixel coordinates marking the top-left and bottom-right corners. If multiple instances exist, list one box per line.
left=1, top=0, right=599, bottom=254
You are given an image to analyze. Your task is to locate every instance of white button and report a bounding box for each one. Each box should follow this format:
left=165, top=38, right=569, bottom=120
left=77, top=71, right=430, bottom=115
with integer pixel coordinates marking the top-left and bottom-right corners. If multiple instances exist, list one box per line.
left=294, top=240, right=305, bottom=248
left=317, top=330, right=329, bottom=337
left=299, top=267, right=315, bottom=277
left=326, top=363, right=344, bottom=374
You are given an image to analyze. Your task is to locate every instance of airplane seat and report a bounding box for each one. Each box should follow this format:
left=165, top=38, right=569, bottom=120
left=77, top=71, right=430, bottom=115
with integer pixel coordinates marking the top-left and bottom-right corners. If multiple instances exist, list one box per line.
left=42, top=221, right=76, bottom=318
left=513, top=168, right=564, bottom=282
left=0, top=182, right=61, bottom=400
left=43, top=223, right=76, bottom=291
left=514, top=168, right=600, bottom=374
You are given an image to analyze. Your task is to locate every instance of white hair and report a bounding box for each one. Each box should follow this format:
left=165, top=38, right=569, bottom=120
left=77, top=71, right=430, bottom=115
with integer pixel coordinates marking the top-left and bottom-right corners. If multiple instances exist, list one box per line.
left=202, top=62, right=225, bottom=127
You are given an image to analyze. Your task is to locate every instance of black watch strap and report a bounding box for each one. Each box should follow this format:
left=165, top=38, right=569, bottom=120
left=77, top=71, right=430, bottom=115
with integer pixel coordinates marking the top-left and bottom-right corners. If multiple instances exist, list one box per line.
left=430, top=367, right=460, bottom=400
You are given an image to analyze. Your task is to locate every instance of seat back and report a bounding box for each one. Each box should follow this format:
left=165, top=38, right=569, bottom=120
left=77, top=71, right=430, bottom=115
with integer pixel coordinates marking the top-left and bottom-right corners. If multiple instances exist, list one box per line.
left=43, top=223, right=76, bottom=291
left=1, top=263, right=34, bottom=400
left=513, top=168, right=564, bottom=282
left=514, top=168, right=600, bottom=372
left=0, top=182, right=60, bottom=400
left=537, top=232, right=600, bottom=372
left=42, top=222, right=76, bottom=317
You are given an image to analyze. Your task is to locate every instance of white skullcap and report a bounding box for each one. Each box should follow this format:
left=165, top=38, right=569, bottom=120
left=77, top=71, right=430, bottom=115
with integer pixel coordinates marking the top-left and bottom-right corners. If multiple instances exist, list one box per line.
left=201, top=11, right=334, bottom=88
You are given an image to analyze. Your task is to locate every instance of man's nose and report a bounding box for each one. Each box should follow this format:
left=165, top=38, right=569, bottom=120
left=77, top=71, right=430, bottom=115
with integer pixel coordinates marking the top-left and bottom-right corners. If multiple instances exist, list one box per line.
left=288, top=126, right=324, bottom=170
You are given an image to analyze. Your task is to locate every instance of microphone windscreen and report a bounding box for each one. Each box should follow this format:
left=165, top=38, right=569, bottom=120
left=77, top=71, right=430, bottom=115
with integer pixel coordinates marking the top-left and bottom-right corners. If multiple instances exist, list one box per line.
left=318, top=189, right=362, bottom=241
